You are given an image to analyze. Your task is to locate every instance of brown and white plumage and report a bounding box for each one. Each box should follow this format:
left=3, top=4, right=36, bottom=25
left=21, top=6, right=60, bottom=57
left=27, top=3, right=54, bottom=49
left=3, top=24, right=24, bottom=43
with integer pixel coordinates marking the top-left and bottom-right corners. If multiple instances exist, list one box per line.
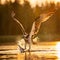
left=29, top=11, right=55, bottom=41
left=11, top=11, right=55, bottom=44
left=11, top=10, right=56, bottom=52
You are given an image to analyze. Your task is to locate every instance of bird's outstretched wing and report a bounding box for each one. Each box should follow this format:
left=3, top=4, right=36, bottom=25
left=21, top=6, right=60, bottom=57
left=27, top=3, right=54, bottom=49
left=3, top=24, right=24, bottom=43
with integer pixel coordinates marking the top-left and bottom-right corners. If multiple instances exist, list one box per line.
left=11, top=11, right=28, bottom=37
left=30, top=11, right=55, bottom=39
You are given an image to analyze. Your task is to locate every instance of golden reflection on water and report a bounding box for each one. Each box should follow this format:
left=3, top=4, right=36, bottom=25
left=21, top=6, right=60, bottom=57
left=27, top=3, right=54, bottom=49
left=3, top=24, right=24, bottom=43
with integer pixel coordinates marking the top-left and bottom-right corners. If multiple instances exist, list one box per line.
left=17, top=41, right=60, bottom=60
left=56, top=42, right=60, bottom=60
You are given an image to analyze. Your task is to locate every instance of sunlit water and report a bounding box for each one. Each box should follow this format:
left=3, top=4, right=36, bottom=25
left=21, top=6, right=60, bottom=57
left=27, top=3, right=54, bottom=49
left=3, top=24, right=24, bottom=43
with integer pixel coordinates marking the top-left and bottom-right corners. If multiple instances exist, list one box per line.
left=17, top=41, right=60, bottom=60
left=0, top=41, right=60, bottom=60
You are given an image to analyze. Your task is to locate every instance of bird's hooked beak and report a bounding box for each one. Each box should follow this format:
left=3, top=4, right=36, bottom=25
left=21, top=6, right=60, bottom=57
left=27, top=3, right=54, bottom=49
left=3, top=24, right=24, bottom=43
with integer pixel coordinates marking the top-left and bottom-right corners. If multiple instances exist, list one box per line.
left=40, top=11, right=55, bottom=23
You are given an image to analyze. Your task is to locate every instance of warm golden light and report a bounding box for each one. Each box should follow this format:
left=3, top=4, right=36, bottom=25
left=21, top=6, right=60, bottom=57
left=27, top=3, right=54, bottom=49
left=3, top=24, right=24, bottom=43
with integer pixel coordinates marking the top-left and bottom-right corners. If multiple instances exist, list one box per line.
left=7, top=0, right=10, bottom=2
left=55, top=0, right=60, bottom=2
left=10, top=0, right=15, bottom=3
left=26, top=0, right=60, bottom=8
left=37, top=0, right=47, bottom=7
left=1, top=0, right=6, bottom=5
left=19, top=0, right=25, bottom=5
left=26, top=0, right=48, bottom=8
left=0, top=0, right=60, bottom=7
left=56, top=42, right=60, bottom=59
left=54, top=0, right=60, bottom=5
left=27, top=0, right=37, bottom=8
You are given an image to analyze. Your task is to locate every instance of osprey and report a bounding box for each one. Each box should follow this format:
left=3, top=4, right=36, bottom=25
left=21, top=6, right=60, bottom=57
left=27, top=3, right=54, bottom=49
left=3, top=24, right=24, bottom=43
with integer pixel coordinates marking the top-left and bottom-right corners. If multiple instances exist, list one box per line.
left=11, top=10, right=56, bottom=52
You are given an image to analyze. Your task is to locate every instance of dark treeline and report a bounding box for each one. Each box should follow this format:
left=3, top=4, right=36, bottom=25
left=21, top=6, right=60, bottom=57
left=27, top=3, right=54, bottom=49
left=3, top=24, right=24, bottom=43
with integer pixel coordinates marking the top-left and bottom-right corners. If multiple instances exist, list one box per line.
left=0, top=1, right=60, bottom=41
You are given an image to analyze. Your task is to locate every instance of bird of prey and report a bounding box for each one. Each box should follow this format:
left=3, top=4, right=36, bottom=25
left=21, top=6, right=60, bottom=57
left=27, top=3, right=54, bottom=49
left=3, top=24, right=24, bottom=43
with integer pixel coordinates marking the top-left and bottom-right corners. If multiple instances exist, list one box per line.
left=11, top=10, right=56, bottom=52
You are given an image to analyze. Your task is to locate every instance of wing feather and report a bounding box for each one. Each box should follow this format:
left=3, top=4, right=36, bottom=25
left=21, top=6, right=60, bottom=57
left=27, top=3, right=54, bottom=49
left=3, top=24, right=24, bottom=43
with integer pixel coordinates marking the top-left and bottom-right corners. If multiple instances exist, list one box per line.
left=30, top=11, right=55, bottom=39
left=11, top=11, right=27, bottom=35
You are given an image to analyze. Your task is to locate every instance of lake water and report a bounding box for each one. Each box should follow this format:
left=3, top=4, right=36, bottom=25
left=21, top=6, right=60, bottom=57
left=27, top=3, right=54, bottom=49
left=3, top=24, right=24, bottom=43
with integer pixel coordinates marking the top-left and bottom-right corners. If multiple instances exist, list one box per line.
left=0, top=41, right=60, bottom=60
left=18, top=41, right=60, bottom=60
